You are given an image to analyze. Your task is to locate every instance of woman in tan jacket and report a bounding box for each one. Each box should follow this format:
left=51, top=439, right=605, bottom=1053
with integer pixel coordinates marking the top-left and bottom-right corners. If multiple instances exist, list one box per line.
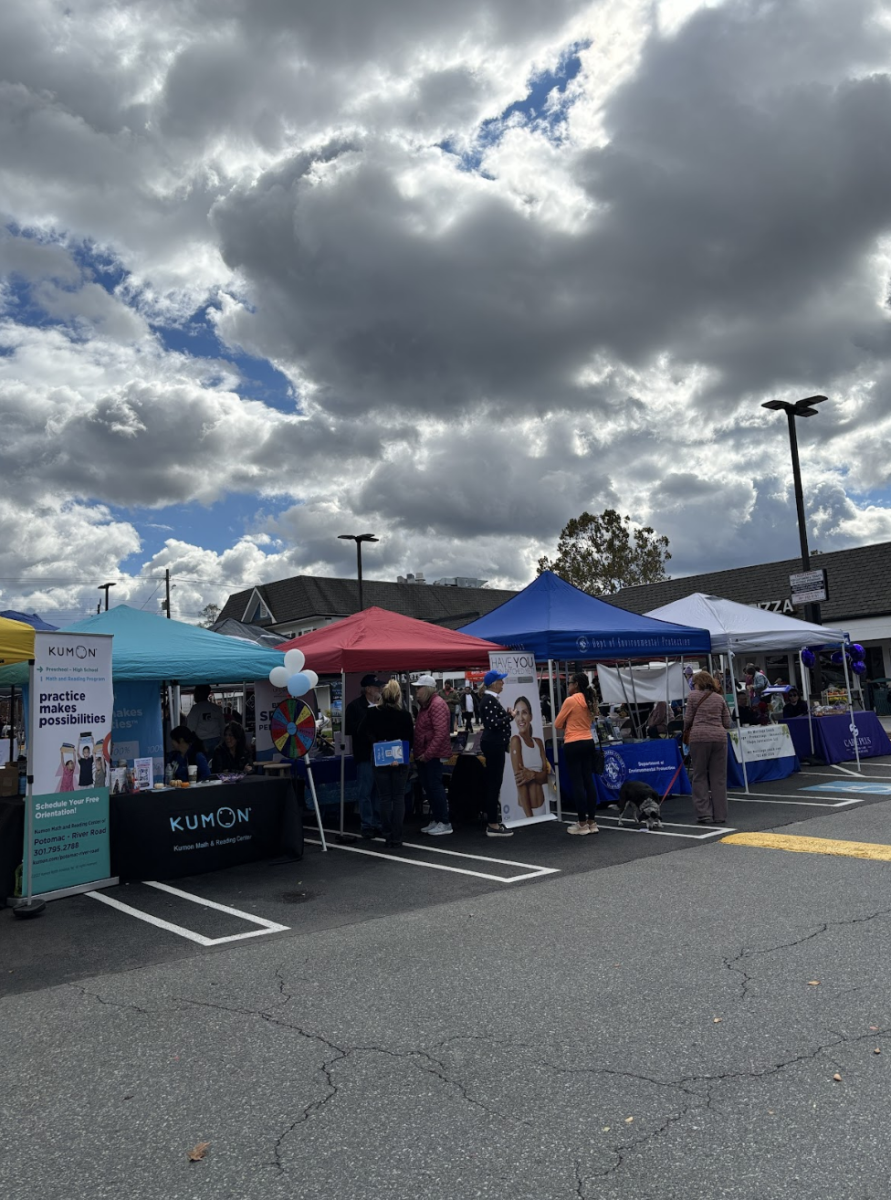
left=683, top=670, right=732, bottom=824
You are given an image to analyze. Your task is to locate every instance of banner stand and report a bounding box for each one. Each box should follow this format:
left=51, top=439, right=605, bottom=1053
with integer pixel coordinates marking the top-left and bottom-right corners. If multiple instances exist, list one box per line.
left=547, top=659, right=561, bottom=822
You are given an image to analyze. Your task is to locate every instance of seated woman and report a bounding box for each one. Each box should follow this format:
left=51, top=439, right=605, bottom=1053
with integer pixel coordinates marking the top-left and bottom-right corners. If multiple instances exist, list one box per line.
left=211, top=722, right=253, bottom=775
left=646, top=701, right=668, bottom=738
left=782, top=688, right=809, bottom=719
left=169, top=725, right=211, bottom=782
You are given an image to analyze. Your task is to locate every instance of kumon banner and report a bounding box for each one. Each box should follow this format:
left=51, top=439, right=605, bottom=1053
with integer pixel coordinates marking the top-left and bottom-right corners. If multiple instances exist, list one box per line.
left=487, top=651, right=556, bottom=829
left=24, top=631, right=114, bottom=896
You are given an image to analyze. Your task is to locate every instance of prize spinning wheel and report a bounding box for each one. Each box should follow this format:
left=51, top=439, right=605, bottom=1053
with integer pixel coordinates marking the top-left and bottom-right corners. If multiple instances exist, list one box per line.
left=270, top=700, right=317, bottom=760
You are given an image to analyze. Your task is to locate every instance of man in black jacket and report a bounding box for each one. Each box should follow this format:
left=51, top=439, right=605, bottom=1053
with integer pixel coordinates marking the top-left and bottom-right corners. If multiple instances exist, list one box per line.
left=478, top=670, right=514, bottom=837
left=345, top=674, right=383, bottom=838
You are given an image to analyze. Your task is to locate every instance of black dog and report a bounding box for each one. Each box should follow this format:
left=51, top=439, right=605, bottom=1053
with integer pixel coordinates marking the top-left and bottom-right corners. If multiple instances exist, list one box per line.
left=618, top=780, right=664, bottom=830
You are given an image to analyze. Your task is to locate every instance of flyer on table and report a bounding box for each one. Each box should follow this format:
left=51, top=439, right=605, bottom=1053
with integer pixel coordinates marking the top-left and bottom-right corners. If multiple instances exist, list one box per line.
left=487, top=652, right=556, bottom=828
left=24, top=631, right=114, bottom=894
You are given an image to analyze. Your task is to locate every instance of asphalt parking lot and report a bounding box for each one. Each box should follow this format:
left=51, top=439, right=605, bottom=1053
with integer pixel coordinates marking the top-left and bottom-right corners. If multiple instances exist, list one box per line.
left=6, top=756, right=891, bottom=998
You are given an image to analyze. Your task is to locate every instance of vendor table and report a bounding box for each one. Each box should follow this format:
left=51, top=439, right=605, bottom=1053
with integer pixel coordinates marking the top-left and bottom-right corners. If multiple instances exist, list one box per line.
left=112, top=777, right=302, bottom=881
left=550, top=740, right=691, bottom=807
left=782, top=712, right=891, bottom=765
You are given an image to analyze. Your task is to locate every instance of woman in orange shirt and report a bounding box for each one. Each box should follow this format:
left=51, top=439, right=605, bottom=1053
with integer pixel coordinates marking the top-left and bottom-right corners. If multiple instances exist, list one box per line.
left=554, top=673, right=600, bottom=836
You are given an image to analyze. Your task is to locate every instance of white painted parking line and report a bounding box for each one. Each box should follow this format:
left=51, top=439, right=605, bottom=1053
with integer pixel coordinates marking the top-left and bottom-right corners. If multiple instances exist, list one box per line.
left=727, top=792, right=862, bottom=808
left=87, top=883, right=290, bottom=946
left=306, top=837, right=558, bottom=883
left=563, top=816, right=733, bottom=841
left=801, top=770, right=891, bottom=781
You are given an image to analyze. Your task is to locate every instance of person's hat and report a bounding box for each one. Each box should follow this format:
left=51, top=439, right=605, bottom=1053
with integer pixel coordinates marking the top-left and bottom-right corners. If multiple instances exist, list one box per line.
left=412, top=674, right=438, bottom=688
left=483, top=669, right=508, bottom=687
left=360, top=674, right=384, bottom=688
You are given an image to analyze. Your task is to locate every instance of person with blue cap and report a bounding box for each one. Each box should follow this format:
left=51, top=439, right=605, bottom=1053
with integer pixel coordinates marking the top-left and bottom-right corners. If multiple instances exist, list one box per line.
left=478, top=669, right=514, bottom=837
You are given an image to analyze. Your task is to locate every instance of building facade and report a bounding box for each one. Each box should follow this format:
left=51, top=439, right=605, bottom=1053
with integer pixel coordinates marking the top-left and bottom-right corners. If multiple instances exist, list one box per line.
left=612, top=540, right=891, bottom=686
left=218, top=575, right=517, bottom=641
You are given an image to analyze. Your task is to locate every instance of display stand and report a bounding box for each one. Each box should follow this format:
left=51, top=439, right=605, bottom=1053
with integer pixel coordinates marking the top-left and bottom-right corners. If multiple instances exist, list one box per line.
left=270, top=698, right=326, bottom=851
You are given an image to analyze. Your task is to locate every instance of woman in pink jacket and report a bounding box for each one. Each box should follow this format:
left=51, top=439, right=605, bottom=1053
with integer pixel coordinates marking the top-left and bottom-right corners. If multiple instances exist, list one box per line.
left=683, top=670, right=732, bottom=825
left=412, top=676, right=454, bottom=836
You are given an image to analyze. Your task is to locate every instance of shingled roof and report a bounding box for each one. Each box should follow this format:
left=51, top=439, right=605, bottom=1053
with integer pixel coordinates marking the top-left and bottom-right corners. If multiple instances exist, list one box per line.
left=219, top=575, right=518, bottom=631
left=611, top=540, right=891, bottom=622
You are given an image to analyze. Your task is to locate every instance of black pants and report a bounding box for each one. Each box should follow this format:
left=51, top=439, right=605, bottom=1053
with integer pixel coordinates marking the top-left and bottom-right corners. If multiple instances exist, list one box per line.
left=374, top=765, right=409, bottom=843
left=480, top=736, right=506, bottom=824
left=463, top=710, right=475, bottom=734
left=564, top=739, right=599, bottom=822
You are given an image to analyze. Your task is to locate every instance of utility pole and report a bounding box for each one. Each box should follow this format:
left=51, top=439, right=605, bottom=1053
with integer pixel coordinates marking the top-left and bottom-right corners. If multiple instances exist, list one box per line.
left=98, top=582, right=115, bottom=611
left=165, top=569, right=171, bottom=619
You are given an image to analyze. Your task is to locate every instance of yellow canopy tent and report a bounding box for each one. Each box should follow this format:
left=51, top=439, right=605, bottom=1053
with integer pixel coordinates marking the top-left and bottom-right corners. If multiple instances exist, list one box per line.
left=0, top=616, right=35, bottom=665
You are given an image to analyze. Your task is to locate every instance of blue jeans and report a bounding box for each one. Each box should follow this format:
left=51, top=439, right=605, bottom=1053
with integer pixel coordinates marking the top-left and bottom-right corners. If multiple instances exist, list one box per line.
left=374, top=765, right=408, bottom=843
left=417, top=759, right=449, bottom=824
left=356, top=760, right=380, bottom=832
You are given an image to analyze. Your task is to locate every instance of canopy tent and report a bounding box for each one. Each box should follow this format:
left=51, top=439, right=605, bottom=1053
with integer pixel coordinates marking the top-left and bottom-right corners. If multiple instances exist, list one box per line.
left=459, top=571, right=712, bottom=659
left=275, top=606, right=504, bottom=672
left=0, top=610, right=58, bottom=632
left=644, top=593, right=846, bottom=652
left=0, top=605, right=285, bottom=686
left=0, top=616, right=35, bottom=666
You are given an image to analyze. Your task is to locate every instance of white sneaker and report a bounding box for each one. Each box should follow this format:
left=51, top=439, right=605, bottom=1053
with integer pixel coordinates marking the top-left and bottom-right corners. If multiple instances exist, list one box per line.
left=567, top=822, right=589, bottom=835
left=429, top=822, right=453, bottom=836
left=420, top=821, right=437, bottom=833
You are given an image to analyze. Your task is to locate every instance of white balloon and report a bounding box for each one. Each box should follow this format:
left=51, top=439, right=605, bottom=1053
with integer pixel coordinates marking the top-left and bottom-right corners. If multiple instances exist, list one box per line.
left=269, top=666, right=289, bottom=688
left=284, top=648, right=306, bottom=674
left=303, top=669, right=319, bottom=690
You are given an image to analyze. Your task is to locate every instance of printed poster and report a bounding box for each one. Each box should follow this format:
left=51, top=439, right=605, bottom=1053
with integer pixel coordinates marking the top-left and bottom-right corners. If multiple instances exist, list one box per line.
left=728, top=724, right=795, bottom=764
left=24, top=631, right=114, bottom=895
left=487, top=652, right=556, bottom=829
left=112, top=680, right=164, bottom=781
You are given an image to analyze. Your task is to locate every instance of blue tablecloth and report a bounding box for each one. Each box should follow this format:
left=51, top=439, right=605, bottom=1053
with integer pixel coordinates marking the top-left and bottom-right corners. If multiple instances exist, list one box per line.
left=726, top=739, right=799, bottom=787
left=783, top=712, right=891, bottom=764
left=550, top=740, right=690, bottom=806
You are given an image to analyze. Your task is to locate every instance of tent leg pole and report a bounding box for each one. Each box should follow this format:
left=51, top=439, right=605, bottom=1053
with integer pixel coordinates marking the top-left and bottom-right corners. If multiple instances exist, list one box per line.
left=8, top=684, right=14, bottom=764
left=728, top=648, right=750, bottom=794
left=306, top=765, right=327, bottom=851
left=13, top=660, right=45, bottom=916
left=339, top=670, right=346, bottom=835
left=800, top=652, right=815, bottom=757
left=627, top=659, right=644, bottom=738
left=841, top=650, right=862, bottom=773
left=548, top=659, right=561, bottom=823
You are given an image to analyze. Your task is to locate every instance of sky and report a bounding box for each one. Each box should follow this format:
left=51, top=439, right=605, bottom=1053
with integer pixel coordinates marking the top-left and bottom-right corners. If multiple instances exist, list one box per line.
left=2, top=0, right=891, bottom=626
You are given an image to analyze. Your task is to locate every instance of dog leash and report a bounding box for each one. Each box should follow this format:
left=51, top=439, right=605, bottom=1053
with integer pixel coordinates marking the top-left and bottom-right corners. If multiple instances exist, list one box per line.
left=659, top=763, right=684, bottom=805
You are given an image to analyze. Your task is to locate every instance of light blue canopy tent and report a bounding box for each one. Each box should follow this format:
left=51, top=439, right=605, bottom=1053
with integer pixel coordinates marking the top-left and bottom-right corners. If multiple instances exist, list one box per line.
left=0, top=605, right=284, bottom=686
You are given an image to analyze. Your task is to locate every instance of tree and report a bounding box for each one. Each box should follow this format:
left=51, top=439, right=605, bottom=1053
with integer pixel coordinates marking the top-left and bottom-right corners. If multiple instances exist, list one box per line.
left=198, top=603, right=221, bottom=628
left=537, top=509, right=671, bottom=595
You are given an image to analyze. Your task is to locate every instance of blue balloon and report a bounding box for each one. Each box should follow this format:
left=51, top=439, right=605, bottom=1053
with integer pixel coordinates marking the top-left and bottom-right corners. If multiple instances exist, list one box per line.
left=287, top=671, right=312, bottom=698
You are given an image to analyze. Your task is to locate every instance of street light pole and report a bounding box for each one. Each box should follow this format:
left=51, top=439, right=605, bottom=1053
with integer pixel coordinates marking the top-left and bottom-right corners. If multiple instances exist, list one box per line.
left=337, top=533, right=379, bottom=612
left=762, top=394, right=828, bottom=694
left=98, top=582, right=115, bottom=611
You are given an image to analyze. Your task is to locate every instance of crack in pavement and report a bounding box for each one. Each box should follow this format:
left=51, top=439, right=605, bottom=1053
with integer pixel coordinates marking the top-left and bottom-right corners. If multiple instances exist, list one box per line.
left=68, top=985, right=152, bottom=1015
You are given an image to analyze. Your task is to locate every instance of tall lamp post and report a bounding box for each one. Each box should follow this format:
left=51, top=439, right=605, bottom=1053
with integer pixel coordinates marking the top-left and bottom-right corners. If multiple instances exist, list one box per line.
left=98, top=582, right=116, bottom=611
left=762, top=394, right=828, bottom=689
left=337, top=533, right=379, bottom=611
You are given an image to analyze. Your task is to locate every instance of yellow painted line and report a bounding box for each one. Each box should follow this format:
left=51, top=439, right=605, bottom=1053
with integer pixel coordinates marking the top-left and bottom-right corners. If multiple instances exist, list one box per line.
left=721, top=832, right=891, bottom=862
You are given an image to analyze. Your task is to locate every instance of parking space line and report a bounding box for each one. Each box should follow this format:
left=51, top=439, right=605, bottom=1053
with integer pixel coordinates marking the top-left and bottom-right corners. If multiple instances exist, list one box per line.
left=87, top=886, right=289, bottom=946
left=320, top=830, right=559, bottom=871
left=727, top=792, right=862, bottom=807
left=305, top=837, right=558, bottom=883
left=801, top=770, right=891, bottom=781
left=564, top=817, right=733, bottom=841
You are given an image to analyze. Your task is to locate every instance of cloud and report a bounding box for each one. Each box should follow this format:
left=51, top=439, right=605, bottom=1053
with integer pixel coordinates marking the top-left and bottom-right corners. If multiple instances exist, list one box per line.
left=1, top=0, right=891, bottom=622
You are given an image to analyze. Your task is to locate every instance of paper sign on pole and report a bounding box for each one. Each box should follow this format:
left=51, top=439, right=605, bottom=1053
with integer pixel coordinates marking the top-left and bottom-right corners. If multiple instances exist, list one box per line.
left=487, top=652, right=556, bottom=829
left=728, top=724, right=795, bottom=764
left=24, top=631, right=114, bottom=896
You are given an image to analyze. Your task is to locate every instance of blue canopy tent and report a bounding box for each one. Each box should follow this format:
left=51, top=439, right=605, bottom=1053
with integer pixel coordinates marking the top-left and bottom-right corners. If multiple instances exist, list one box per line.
left=0, top=610, right=58, bottom=631
left=460, top=572, right=711, bottom=660
left=460, top=573, right=712, bottom=819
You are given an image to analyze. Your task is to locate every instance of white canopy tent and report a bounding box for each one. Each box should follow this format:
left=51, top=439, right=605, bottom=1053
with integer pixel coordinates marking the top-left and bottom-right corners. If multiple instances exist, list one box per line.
left=644, top=593, right=847, bottom=652
left=645, top=593, right=858, bottom=780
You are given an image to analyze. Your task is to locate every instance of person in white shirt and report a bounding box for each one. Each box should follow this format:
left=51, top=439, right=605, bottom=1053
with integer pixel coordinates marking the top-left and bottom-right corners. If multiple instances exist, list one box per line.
left=185, top=685, right=225, bottom=754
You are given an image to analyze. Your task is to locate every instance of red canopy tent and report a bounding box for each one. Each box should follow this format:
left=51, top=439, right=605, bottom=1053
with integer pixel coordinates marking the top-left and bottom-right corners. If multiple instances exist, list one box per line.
left=275, top=606, right=503, bottom=671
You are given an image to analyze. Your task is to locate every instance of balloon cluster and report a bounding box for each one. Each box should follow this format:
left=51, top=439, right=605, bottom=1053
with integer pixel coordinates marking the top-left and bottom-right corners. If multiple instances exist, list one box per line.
left=268, top=648, right=319, bottom=697
left=801, top=647, right=816, bottom=668
left=828, top=643, right=867, bottom=677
